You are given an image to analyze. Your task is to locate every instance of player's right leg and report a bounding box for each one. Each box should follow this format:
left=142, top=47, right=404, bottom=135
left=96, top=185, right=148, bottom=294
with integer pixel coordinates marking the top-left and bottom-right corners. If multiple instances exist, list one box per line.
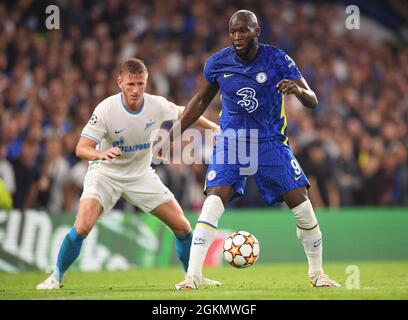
left=151, top=198, right=221, bottom=287
left=175, top=185, right=234, bottom=290
left=37, top=168, right=118, bottom=290
left=36, top=198, right=103, bottom=290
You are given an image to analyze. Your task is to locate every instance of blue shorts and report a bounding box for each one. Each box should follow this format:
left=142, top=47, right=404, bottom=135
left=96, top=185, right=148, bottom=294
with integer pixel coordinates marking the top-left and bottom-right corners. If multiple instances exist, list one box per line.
left=204, top=141, right=310, bottom=205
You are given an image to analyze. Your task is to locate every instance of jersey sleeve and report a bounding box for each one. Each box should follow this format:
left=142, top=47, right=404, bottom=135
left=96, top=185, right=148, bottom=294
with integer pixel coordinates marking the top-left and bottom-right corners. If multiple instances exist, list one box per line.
left=203, top=56, right=216, bottom=84
left=160, top=97, right=180, bottom=122
left=81, top=104, right=107, bottom=144
left=276, top=49, right=302, bottom=80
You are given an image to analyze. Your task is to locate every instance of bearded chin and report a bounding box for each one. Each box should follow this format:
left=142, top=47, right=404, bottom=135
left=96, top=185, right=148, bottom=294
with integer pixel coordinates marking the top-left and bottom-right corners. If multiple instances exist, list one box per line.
left=238, top=41, right=257, bottom=56
left=248, top=39, right=258, bottom=53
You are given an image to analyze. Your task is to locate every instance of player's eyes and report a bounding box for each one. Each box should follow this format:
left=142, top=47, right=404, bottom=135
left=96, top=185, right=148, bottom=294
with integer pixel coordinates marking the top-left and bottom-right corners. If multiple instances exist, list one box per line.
left=229, top=28, right=248, bottom=35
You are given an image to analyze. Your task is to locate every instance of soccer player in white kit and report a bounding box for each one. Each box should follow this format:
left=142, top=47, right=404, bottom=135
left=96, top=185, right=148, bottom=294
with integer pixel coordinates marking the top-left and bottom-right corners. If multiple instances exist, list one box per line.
left=37, top=58, right=220, bottom=289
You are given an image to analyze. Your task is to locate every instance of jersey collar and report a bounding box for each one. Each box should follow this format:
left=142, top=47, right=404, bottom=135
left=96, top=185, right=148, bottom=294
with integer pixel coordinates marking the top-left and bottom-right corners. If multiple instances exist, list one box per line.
left=120, top=93, right=145, bottom=115
left=233, top=44, right=262, bottom=65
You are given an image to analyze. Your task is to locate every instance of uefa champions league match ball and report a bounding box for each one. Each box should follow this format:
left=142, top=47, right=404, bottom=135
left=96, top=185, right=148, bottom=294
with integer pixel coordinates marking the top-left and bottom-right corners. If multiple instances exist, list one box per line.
left=223, top=231, right=260, bottom=268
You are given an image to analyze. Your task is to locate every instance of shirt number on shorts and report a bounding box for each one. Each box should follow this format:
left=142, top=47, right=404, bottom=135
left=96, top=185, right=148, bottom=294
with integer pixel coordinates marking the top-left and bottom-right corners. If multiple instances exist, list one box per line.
left=236, top=87, right=259, bottom=113
left=291, top=159, right=302, bottom=175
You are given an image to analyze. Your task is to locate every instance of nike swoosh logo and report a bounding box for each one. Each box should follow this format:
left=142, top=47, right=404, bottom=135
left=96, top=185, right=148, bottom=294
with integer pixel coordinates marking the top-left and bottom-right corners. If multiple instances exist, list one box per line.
left=114, top=129, right=125, bottom=134
left=145, top=121, right=156, bottom=130
left=295, top=175, right=302, bottom=181
left=313, top=239, right=322, bottom=247
left=223, top=73, right=235, bottom=78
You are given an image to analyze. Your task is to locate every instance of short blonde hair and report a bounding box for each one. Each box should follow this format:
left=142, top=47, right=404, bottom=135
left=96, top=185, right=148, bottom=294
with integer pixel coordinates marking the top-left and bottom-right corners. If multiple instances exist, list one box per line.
left=119, top=58, right=148, bottom=76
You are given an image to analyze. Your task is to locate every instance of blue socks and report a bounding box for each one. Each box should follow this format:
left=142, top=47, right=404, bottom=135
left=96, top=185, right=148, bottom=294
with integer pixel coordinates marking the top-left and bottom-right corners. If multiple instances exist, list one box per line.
left=52, top=229, right=191, bottom=280
left=52, top=227, right=86, bottom=281
left=175, top=232, right=192, bottom=273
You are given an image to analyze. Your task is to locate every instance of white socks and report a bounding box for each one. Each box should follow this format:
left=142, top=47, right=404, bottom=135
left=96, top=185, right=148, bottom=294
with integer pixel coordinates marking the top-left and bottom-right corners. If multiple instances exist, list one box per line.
left=187, top=195, right=225, bottom=278
left=188, top=197, right=323, bottom=279
left=291, top=199, right=324, bottom=278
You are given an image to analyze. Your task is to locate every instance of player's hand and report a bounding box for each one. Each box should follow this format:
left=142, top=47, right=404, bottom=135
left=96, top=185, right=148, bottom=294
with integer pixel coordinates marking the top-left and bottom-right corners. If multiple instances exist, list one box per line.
left=99, top=147, right=122, bottom=161
left=276, top=79, right=302, bottom=96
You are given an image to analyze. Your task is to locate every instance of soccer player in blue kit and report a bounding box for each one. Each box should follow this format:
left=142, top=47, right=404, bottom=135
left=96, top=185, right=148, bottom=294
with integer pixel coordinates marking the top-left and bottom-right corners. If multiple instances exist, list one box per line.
left=174, top=10, right=341, bottom=289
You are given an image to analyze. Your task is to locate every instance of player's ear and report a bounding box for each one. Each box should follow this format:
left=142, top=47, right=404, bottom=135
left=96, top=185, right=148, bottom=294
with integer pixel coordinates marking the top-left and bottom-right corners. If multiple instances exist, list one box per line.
left=255, top=26, right=261, bottom=37
left=117, top=75, right=122, bottom=89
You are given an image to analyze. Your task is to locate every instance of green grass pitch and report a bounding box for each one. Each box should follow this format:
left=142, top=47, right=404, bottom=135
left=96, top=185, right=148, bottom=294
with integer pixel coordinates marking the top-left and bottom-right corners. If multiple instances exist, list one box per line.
left=1, top=261, right=407, bottom=300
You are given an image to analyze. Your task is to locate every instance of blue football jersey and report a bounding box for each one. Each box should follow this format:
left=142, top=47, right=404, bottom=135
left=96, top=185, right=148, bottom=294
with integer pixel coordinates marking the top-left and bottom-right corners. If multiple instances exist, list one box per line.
left=204, top=44, right=302, bottom=142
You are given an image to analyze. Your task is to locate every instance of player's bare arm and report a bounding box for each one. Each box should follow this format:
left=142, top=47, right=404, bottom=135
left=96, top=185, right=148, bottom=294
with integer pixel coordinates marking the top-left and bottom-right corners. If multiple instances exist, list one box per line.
left=176, top=106, right=220, bottom=132
left=276, top=78, right=318, bottom=109
left=75, top=136, right=122, bottom=161
left=180, top=81, right=220, bottom=134
left=169, top=81, right=219, bottom=143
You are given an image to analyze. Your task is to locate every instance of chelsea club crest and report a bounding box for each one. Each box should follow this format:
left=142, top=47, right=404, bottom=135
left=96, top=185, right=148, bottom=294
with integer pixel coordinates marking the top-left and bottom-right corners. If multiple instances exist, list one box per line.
left=256, top=72, right=267, bottom=84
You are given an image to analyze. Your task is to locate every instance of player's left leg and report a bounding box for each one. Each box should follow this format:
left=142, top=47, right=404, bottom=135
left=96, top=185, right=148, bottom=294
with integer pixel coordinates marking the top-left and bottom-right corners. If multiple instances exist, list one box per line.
left=254, top=144, right=340, bottom=288
left=150, top=198, right=192, bottom=273
left=283, top=187, right=341, bottom=287
left=122, top=168, right=194, bottom=274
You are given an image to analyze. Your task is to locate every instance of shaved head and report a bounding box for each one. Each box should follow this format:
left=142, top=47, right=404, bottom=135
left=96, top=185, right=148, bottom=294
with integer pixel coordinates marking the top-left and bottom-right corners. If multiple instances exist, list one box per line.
left=228, top=10, right=260, bottom=61
left=229, top=10, right=259, bottom=28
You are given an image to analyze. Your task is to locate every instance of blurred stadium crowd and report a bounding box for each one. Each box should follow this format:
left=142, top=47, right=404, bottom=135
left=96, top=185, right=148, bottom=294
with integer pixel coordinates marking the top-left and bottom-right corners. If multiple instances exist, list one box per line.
left=0, top=0, right=407, bottom=213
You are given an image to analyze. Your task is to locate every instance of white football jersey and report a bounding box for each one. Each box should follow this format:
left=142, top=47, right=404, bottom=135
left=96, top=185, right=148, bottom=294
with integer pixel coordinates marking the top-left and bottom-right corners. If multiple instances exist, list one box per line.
left=81, top=92, right=179, bottom=179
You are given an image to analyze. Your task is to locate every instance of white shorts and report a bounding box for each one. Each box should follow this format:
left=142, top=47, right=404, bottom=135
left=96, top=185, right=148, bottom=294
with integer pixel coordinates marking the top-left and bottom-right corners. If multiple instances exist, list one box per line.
left=80, top=166, right=174, bottom=215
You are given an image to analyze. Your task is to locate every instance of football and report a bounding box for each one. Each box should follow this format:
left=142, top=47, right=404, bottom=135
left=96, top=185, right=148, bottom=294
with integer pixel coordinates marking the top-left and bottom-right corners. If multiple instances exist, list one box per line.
left=223, top=231, right=260, bottom=268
